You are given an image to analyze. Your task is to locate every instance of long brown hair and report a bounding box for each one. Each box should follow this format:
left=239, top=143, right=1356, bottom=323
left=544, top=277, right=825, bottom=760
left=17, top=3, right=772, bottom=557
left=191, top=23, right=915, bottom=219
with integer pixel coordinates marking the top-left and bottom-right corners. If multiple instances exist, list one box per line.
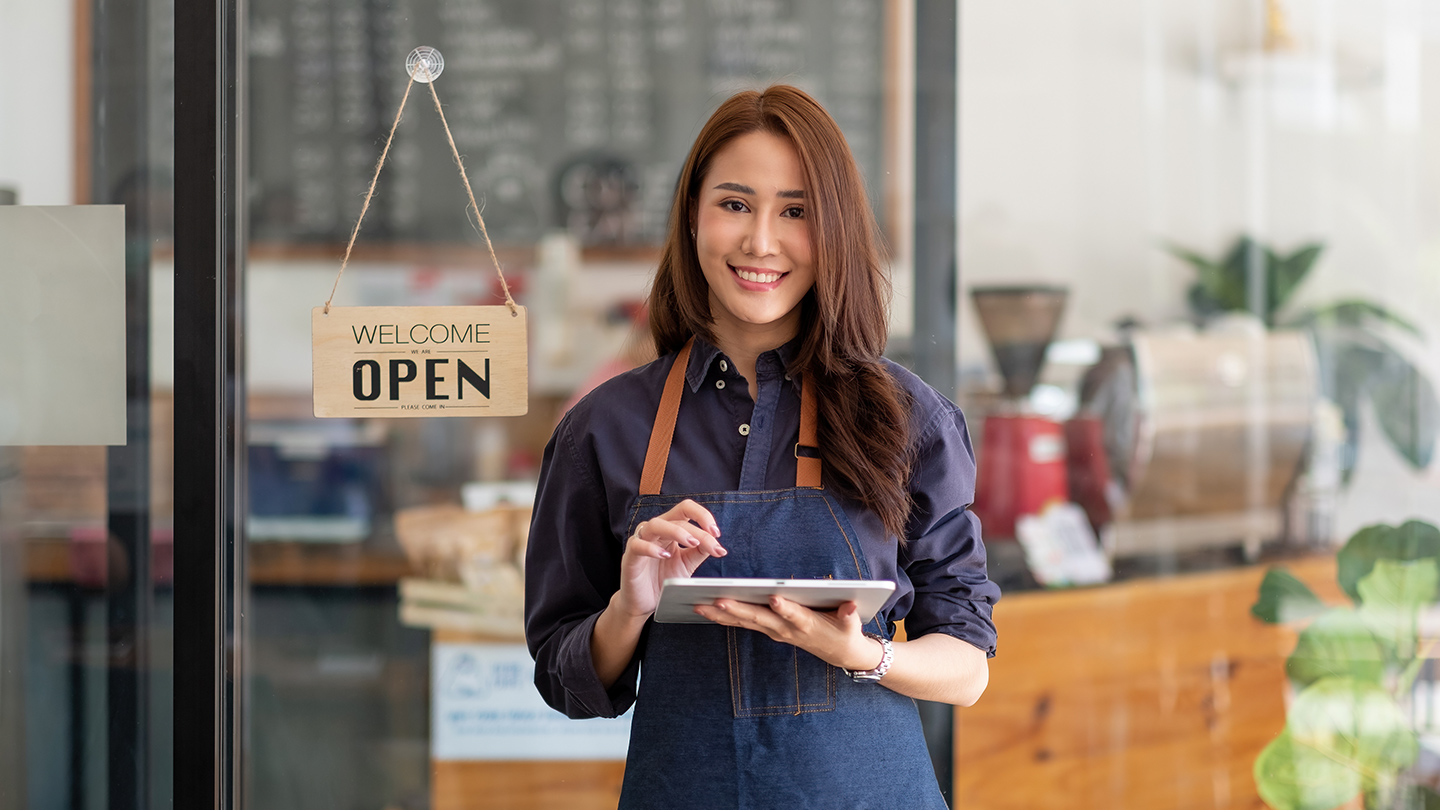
left=649, top=85, right=915, bottom=541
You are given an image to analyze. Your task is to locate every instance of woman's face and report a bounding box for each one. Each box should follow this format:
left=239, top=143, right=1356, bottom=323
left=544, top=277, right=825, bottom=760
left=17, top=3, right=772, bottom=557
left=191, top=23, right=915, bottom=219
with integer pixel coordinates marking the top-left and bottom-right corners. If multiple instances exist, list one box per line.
left=693, top=130, right=815, bottom=347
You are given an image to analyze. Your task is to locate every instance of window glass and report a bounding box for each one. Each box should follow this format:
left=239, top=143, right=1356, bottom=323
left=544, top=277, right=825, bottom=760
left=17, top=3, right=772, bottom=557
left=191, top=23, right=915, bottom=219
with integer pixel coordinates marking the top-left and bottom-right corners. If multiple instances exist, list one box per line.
left=1, top=0, right=175, bottom=807
left=957, top=2, right=1440, bottom=807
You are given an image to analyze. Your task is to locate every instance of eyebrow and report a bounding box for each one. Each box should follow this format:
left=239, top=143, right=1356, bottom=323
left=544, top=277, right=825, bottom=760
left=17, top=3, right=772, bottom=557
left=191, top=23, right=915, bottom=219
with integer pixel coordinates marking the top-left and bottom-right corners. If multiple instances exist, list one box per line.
left=713, top=182, right=805, bottom=199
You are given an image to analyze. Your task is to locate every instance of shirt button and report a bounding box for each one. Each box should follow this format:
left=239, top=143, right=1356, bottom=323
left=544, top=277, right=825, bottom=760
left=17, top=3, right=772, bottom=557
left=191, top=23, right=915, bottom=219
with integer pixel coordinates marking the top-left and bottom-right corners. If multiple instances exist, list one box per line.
left=715, top=380, right=726, bottom=390
left=719, top=360, right=729, bottom=372
left=738, top=424, right=750, bottom=437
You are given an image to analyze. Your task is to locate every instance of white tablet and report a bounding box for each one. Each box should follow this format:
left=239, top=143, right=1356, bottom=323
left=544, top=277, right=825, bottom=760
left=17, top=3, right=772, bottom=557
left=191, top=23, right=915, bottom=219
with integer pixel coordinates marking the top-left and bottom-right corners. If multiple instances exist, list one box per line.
left=654, top=577, right=896, bottom=624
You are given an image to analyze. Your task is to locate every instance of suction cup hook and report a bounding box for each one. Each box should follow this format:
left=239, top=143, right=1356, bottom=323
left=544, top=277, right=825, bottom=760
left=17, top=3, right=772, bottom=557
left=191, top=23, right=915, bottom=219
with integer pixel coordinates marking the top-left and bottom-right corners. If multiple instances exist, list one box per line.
left=406, top=46, right=445, bottom=83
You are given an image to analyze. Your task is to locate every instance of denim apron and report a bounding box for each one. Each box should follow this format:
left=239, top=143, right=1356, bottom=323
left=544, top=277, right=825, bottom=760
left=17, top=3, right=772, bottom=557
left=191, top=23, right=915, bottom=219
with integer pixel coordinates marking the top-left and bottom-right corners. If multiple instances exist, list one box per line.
left=616, top=342, right=947, bottom=810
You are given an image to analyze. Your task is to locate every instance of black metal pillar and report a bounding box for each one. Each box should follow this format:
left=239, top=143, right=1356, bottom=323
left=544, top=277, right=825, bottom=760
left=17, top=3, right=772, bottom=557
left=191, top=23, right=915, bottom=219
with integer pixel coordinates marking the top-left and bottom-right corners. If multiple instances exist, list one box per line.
left=175, top=0, right=244, bottom=805
left=913, top=0, right=960, bottom=805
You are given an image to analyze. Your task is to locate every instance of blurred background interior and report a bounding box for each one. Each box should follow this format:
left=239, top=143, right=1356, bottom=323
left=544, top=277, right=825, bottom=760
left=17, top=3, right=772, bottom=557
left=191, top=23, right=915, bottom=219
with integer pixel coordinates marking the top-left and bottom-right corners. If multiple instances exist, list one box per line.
left=3, top=0, right=1440, bottom=808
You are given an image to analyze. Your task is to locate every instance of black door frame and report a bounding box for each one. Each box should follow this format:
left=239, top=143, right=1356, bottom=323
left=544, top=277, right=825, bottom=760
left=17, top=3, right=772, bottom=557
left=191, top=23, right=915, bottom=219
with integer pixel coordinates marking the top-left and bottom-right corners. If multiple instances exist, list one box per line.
left=173, top=0, right=243, bottom=806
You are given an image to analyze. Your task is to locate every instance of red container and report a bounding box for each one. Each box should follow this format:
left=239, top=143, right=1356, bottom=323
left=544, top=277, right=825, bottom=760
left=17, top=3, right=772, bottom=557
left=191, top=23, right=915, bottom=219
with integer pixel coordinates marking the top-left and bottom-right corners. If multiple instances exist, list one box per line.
left=973, top=414, right=1069, bottom=539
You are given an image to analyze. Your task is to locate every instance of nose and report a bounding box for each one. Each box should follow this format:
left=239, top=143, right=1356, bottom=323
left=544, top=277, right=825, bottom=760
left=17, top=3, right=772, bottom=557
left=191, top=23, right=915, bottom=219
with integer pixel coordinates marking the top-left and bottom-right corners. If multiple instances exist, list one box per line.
left=743, top=215, right=776, bottom=257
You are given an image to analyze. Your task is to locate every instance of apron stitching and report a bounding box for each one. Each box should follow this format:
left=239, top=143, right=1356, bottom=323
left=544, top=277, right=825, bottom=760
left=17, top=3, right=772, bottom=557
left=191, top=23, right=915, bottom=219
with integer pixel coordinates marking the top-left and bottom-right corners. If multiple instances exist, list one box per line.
left=624, top=502, right=645, bottom=538
left=727, top=628, right=740, bottom=716
left=792, top=646, right=801, bottom=716
left=815, top=494, right=865, bottom=579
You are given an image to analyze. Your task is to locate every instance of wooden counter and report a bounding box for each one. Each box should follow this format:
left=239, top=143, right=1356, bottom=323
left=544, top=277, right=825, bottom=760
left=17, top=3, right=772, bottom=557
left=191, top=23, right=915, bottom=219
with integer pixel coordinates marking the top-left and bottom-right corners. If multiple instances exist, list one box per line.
left=954, top=554, right=1342, bottom=810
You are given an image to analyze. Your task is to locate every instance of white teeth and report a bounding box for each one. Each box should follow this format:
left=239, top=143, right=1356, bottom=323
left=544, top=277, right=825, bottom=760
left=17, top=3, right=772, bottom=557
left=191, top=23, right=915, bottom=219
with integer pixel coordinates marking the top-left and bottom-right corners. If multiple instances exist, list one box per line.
left=735, top=267, right=782, bottom=283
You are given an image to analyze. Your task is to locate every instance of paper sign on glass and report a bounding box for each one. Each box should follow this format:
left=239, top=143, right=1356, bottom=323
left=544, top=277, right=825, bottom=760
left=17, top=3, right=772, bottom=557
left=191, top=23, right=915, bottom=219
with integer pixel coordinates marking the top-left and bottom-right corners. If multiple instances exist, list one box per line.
left=312, top=306, right=527, bottom=417
left=0, top=206, right=126, bottom=446
left=432, top=642, right=632, bottom=760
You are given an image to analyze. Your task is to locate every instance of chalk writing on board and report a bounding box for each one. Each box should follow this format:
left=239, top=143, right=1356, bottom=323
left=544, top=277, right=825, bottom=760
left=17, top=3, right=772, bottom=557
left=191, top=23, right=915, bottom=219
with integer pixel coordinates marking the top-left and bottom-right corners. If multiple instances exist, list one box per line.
left=247, top=0, right=886, bottom=247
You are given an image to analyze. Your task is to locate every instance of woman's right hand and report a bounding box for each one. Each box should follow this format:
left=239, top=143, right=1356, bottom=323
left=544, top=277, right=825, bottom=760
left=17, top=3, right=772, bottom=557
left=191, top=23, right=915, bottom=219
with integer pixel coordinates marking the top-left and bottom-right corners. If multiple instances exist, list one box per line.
left=614, top=499, right=726, bottom=619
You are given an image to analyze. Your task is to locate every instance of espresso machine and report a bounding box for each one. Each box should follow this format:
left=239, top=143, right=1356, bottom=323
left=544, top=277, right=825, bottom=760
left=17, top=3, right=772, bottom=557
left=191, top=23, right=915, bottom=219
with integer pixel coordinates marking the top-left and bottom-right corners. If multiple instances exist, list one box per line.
left=970, top=285, right=1070, bottom=539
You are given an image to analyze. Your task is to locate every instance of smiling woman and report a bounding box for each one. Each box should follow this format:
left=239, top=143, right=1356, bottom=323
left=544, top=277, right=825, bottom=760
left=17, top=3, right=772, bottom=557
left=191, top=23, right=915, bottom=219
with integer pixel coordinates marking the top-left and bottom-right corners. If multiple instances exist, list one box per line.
left=524, top=85, right=1000, bottom=810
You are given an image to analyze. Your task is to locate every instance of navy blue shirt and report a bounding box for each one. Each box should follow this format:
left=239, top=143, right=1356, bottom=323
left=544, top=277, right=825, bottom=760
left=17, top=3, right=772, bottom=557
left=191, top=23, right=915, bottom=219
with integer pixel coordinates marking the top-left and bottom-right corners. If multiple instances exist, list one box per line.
left=524, top=336, right=1000, bottom=719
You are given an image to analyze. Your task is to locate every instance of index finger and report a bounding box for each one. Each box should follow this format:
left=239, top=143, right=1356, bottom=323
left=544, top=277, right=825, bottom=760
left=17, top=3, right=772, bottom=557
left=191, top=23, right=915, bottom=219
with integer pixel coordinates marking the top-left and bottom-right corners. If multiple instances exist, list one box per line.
left=662, top=498, right=720, bottom=537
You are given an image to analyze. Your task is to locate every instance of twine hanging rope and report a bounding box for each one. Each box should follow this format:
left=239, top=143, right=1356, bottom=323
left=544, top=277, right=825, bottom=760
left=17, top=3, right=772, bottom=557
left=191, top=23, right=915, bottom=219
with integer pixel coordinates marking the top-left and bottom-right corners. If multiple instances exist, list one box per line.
left=323, top=51, right=518, bottom=317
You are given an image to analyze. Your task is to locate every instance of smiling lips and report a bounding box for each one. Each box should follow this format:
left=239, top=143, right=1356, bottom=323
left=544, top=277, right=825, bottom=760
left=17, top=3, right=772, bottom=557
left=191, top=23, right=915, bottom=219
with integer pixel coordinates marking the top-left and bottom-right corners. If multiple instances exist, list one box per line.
left=731, top=264, right=786, bottom=285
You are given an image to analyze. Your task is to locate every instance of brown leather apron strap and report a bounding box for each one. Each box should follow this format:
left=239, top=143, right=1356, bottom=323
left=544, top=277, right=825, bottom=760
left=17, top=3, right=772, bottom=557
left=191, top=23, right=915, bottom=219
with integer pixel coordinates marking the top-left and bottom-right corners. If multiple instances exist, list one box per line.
left=639, top=339, right=693, bottom=495
left=638, top=338, right=823, bottom=493
left=795, top=374, right=822, bottom=488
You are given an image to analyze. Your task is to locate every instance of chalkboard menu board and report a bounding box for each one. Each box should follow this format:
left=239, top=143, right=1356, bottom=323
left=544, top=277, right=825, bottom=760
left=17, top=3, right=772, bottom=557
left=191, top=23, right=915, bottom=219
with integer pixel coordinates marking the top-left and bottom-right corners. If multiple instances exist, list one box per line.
left=247, top=0, right=887, bottom=246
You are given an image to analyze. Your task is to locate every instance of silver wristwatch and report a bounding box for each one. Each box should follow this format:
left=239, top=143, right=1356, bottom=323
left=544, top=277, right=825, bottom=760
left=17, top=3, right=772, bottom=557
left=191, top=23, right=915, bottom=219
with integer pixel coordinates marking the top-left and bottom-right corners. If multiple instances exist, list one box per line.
left=843, top=633, right=893, bottom=683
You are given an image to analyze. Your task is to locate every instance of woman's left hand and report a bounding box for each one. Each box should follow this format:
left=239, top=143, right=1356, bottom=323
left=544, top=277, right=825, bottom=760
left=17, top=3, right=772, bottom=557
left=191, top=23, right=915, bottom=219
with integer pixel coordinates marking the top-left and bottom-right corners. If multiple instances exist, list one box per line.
left=693, top=597, right=885, bottom=673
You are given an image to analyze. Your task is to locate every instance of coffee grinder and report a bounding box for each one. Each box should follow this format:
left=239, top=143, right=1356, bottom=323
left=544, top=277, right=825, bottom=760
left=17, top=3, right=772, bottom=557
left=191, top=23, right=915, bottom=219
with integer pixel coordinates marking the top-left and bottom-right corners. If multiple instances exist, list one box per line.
left=970, top=285, right=1070, bottom=539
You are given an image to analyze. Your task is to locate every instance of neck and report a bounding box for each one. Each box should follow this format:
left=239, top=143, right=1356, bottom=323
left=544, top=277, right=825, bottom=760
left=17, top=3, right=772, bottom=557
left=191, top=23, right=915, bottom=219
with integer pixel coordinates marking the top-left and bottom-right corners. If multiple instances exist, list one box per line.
left=711, top=322, right=797, bottom=401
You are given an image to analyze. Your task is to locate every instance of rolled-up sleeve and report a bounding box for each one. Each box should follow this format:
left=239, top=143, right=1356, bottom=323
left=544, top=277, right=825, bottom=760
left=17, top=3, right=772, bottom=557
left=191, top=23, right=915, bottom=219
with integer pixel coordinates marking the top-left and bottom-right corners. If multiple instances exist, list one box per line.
left=900, top=405, right=1001, bottom=657
left=524, top=411, right=641, bottom=718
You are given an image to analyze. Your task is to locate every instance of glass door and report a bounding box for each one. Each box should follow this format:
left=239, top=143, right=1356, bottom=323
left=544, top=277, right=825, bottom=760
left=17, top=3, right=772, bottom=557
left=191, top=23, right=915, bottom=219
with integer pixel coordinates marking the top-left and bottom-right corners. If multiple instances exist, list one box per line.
left=1, top=0, right=176, bottom=807
left=230, top=1, right=938, bottom=808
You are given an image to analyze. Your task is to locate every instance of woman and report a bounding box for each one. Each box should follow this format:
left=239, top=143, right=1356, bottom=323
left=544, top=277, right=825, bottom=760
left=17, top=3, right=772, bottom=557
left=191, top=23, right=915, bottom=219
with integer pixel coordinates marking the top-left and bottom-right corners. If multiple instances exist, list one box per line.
left=525, top=85, right=999, bottom=808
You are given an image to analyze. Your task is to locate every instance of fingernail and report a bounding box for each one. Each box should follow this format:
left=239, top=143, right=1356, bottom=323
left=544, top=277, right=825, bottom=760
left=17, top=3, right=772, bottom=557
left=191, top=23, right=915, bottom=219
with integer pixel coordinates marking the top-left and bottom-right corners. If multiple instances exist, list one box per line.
left=718, top=547, right=727, bottom=556
left=709, top=524, right=721, bottom=536
left=660, top=550, right=672, bottom=559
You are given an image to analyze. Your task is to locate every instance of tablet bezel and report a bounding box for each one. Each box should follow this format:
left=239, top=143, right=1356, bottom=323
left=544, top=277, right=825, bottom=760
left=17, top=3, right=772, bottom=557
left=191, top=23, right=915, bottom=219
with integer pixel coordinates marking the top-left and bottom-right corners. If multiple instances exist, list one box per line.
left=654, top=577, right=896, bottom=624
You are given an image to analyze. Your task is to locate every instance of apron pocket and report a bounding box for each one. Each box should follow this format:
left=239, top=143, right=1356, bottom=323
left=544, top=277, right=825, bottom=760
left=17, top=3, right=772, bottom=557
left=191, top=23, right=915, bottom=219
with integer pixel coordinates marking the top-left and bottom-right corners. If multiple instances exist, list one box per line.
left=726, top=627, right=836, bottom=717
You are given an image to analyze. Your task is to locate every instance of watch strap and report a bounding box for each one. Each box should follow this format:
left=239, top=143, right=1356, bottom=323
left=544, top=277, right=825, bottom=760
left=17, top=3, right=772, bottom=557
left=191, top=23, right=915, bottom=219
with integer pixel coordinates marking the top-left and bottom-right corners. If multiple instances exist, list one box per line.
left=843, top=633, right=893, bottom=683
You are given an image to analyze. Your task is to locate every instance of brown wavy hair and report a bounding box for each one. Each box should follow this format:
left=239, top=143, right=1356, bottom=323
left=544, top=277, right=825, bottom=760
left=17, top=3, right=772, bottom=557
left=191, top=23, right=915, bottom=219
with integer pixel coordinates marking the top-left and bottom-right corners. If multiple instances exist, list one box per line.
left=648, top=85, right=915, bottom=541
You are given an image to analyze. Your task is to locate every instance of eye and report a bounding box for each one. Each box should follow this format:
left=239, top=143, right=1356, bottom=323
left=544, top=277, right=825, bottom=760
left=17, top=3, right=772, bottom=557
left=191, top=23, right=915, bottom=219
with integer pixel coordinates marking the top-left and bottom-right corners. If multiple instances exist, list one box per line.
left=720, top=199, right=749, bottom=213
left=782, top=205, right=805, bottom=219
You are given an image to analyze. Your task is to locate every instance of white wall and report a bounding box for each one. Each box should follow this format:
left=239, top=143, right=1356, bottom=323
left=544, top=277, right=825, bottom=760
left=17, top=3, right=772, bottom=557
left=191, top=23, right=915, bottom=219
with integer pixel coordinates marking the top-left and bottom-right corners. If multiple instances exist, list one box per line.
left=958, top=0, right=1440, bottom=535
left=0, top=0, right=74, bottom=204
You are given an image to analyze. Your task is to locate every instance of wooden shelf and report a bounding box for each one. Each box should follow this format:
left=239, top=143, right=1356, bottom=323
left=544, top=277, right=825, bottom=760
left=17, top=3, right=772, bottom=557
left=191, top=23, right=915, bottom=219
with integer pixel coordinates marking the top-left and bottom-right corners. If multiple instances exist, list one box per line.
left=25, top=537, right=414, bottom=588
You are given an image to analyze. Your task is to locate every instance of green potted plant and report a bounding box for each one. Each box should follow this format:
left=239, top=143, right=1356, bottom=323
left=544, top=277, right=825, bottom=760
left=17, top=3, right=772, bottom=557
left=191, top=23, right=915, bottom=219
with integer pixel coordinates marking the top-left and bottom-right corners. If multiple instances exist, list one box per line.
left=1167, top=236, right=1437, bottom=480
left=1252, top=520, right=1440, bottom=809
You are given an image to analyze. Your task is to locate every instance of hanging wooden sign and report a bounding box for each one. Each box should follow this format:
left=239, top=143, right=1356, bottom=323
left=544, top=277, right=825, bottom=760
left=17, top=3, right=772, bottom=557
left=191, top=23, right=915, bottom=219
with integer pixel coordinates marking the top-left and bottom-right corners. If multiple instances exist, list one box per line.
left=313, top=305, right=527, bottom=417
left=311, top=48, right=529, bottom=419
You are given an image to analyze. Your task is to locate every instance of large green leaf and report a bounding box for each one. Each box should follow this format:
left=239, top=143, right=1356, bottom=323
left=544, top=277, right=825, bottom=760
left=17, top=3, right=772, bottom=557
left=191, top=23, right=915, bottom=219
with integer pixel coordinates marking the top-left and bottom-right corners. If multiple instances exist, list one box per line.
left=1367, top=344, right=1439, bottom=470
left=1287, top=678, right=1418, bottom=778
left=1255, top=729, right=1363, bottom=810
left=1310, top=336, right=1384, bottom=484
left=1253, top=567, right=1329, bottom=624
left=1356, top=558, right=1437, bottom=661
left=1337, top=522, right=1440, bottom=603
left=1286, top=608, right=1388, bottom=687
left=1270, top=243, right=1324, bottom=321
left=1220, top=235, right=1266, bottom=315
left=1290, top=300, right=1423, bottom=339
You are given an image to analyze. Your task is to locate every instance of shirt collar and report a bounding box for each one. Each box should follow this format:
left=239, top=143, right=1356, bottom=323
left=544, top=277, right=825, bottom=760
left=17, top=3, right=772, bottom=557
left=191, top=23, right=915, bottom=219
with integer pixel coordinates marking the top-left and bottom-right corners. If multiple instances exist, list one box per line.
left=684, top=334, right=804, bottom=393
